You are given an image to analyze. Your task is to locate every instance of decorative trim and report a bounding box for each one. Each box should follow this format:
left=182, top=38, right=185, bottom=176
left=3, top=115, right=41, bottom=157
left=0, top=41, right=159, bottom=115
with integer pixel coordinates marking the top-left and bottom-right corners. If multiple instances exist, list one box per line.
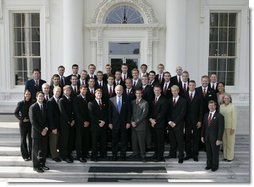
left=92, top=0, right=158, bottom=24
left=0, top=0, right=3, bottom=20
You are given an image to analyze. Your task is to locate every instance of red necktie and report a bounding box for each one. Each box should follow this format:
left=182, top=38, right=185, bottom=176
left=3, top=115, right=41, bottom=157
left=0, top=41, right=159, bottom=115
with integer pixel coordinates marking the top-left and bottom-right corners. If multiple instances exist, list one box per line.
left=109, top=86, right=113, bottom=97
left=184, top=83, right=187, bottom=91
left=133, top=81, right=136, bottom=87
left=208, top=113, right=212, bottom=126
left=163, top=84, right=167, bottom=95
left=203, top=88, right=206, bottom=97
left=190, top=93, right=193, bottom=101
left=99, top=100, right=103, bottom=110
left=173, top=98, right=176, bottom=106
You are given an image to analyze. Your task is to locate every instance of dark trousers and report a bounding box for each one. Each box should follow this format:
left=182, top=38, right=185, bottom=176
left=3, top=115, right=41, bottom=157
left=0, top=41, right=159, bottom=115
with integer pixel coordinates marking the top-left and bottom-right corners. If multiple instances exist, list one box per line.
left=168, top=126, right=184, bottom=159
left=112, top=128, right=128, bottom=157
left=91, top=128, right=107, bottom=158
left=205, top=138, right=220, bottom=169
left=19, top=122, right=32, bottom=159
left=153, top=128, right=165, bottom=159
left=32, top=135, right=48, bottom=168
left=49, top=132, right=60, bottom=159
left=60, top=124, right=74, bottom=159
left=131, top=129, right=146, bottom=156
left=185, top=123, right=200, bottom=158
left=76, top=125, right=90, bottom=158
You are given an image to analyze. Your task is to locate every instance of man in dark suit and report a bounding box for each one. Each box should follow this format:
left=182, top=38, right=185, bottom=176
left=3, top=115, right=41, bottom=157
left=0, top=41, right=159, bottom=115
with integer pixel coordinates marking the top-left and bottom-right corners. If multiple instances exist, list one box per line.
left=73, top=85, right=90, bottom=162
left=96, top=71, right=106, bottom=88
left=103, top=64, right=112, bottom=83
left=114, top=70, right=125, bottom=88
left=170, top=66, right=183, bottom=86
left=102, top=75, right=115, bottom=103
left=29, top=91, right=49, bottom=173
left=201, top=100, right=224, bottom=172
left=155, top=64, right=165, bottom=85
left=66, top=64, right=80, bottom=85
left=58, top=85, right=75, bottom=163
left=42, top=83, right=51, bottom=104
left=86, top=64, right=97, bottom=83
left=148, top=71, right=158, bottom=88
left=139, top=64, right=149, bottom=78
left=178, top=71, right=190, bottom=97
left=47, top=86, right=62, bottom=162
left=208, top=73, right=218, bottom=94
left=130, top=89, right=149, bottom=161
left=108, top=85, right=131, bottom=161
left=123, top=78, right=136, bottom=104
left=78, top=70, right=88, bottom=87
left=167, top=85, right=186, bottom=164
left=183, top=80, right=203, bottom=161
left=132, top=69, right=142, bottom=90
left=58, top=65, right=67, bottom=87
left=162, top=71, right=173, bottom=99
left=149, top=85, right=168, bottom=161
left=70, top=75, right=80, bottom=98
left=87, top=77, right=97, bottom=102
left=88, top=89, right=108, bottom=161
left=49, top=74, right=62, bottom=97
left=121, top=63, right=132, bottom=81
left=25, top=69, right=46, bottom=100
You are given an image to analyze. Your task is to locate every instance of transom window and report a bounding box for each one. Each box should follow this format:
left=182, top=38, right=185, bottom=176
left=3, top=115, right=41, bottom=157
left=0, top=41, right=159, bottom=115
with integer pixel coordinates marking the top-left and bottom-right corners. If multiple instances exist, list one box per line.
left=105, top=5, right=144, bottom=24
left=13, top=13, right=41, bottom=85
left=208, top=12, right=237, bottom=86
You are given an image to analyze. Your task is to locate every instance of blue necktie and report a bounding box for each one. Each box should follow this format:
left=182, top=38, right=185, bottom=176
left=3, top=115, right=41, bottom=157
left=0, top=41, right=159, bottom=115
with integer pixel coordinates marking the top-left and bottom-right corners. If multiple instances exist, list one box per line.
left=117, top=98, right=122, bottom=113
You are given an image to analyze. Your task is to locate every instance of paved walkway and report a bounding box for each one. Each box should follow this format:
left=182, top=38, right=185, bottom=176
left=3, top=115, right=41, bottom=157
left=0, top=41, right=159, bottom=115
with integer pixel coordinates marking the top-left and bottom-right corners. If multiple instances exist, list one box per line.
left=0, top=114, right=250, bottom=183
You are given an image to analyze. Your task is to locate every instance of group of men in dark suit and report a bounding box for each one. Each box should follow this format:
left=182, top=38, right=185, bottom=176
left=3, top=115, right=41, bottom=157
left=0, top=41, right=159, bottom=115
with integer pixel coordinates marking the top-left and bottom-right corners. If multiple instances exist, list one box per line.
left=25, top=63, right=224, bottom=172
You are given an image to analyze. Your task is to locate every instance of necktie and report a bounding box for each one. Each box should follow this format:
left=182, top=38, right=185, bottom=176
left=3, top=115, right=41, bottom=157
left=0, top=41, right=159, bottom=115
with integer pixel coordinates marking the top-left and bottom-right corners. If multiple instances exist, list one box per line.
left=190, top=93, right=193, bottom=101
left=178, top=76, right=180, bottom=83
left=208, top=113, right=212, bottom=126
left=136, top=99, right=140, bottom=104
left=173, top=98, right=176, bottom=106
left=127, top=89, right=130, bottom=96
left=133, top=81, right=136, bottom=87
left=74, top=86, right=77, bottom=93
left=61, top=77, right=65, bottom=86
left=184, top=83, right=187, bottom=91
left=212, top=83, right=215, bottom=90
left=154, top=97, right=158, bottom=105
left=163, top=84, right=167, bottom=95
left=35, top=80, right=39, bottom=87
left=117, top=98, right=121, bottom=113
left=109, top=86, right=113, bottom=97
left=159, top=75, right=162, bottom=82
left=82, top=80, right=85, bottom=85
left=99, top=100, right=103, bottom=110
left=40, top=104, right=43, bottom=111
left=203, top=88, right=206, bottom=97
left=91, top=89, right=94, bottom=95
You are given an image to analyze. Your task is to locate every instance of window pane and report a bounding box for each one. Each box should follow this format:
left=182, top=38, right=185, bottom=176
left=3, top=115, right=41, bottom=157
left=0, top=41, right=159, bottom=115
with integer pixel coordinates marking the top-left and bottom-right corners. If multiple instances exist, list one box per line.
left=14, top=28, right=22, bottom=41
left=32, top=42, right=40, bottom=56
left=210, top=13, right=218, bottom=26
left=228, top=43, right=236, bottom=56
left=219, top=13, right=228, bottom=27
left=218, top=72, right=226, bottom=83
left=209, top=43, right=218, bottom=56
left=227, top=58, right=235, bottom=71
left=210, top=28, right=218, bottom=41
left=208, top=58, right=217, bottom=71
left=226, top=72, right=235, bottom=85
left=229, top=13, right=237, bottom=27
left=31, top=14, right=40, bottom=27
left=228, top=28, right=236, bottom=41
left=32, top=28, right=40, bottom=41
left=218, top=59, right=226, bottom=71
left=14, top=43, right=23, bottom=56
left=29, top=58, right=41, bottom=70
left=219, top=28, right=227, bottom=41
left=218, top=42, right=227, bottom=56
left=13, top=14, right=22, bottom=27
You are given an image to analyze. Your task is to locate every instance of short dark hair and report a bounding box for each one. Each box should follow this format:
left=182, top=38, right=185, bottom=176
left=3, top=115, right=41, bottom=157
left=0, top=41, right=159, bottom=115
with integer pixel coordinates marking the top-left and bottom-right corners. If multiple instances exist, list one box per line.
left=79, top=85, right=88, bottom=90
left=32, top=69, right=41, bottom=74
left=58, top=65, right=65, bottom=69
left=52, top=74, right=60, bottom=79
left=208, top=100, right=217, bottom=106
left=140, top=64, right=147, bottom=68
left=149, top=70, right=156, bottom=75
left=36, top=91, right=44, bottom=97
left=72, top=64, right=79, bottom=68
left=154, top=84, right=162, bottom=90
left=189, top=80, right=196, bottom=84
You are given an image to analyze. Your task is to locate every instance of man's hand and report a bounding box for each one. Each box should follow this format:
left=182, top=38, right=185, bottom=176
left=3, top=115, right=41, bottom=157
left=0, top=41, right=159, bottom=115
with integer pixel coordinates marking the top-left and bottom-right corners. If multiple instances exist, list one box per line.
left=201, top=137, right=205, bottom=143
left=216, top=140, right=222, bottom=146
left=196, top=122, right=202, bottom=129
left=131, top=122, right=137, bottom=128
left=126, top=123, right=131, bottom=129
left=52, top=129, right=57, bottom=134
left=109, top=124, right=113, bottom=129
left=71, top=120, right=75, bottom=127
left=99, top=120, right=105, bottom=127
left=84, top=121, right=89, bottom=128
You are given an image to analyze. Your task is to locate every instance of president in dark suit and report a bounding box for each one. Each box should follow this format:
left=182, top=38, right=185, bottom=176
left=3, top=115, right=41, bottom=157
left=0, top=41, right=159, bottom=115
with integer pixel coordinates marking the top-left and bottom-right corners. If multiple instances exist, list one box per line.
left=88, top=89, right=108, bottom=161
left=29, top=91, right=49, bottom=173
left=201, top=100, right=224, bottom=172
left=25, top=69, right=46, bottom=100
left=149, top=85, right=168, bottom=161
left=108, top=85, right=131, bottom=161
left=130, top=89, right=149, bottom=161
left=167, top=85, right=186, bottom=164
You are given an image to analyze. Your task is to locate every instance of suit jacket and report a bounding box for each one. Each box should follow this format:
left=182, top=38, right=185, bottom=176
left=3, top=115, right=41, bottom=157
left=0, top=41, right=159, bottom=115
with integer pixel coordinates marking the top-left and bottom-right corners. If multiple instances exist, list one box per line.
left=161, top=82, right=174, bottom=99
left=149, top=80, right=158, bottom=88
left=102, top=85, right=116, bottom=103
left=108, top=96, right=130, bottom=129
left=131, top=99, right=149, bottom=131
left=202, top=112, right=224, bottom=142
left=14, top=100, right=33, bottom=122
left=167, top=96, right=186, bottom=129
left=47, top=97, right=61, bottom=130
left=178, top=81, right=189, bottom=97
left=73, top=95, right=89, bottom=127
left=86, top=74, right=97, bottom=83
left=155, top=74, right=165, bottom=85
left=150, top=95, right=168, bottom=128
left=49, top=85, right=63, bottom=98
left=29, top=102, right=47, bottom=138
left=103, top=73, right=112, bottom=83
left=142, top=85, right=154, bottom=104
left=59, top=76, right=67, bottom=87
left=196, top=86, right=217, bottom=117
left=58, top=96, right=73, bottom=128
left=95, top=80, right=106, bottom=89
left=123, top=87, right=136, bottom=105
left=70, top=85, right=80, bottom=98
left=183, top=91, right=203, bottom=126
left=132, top=79, right=142, bottom=90
left=114, top=80, right=125, bottom=89
left=88, top=100, right=108, bottom=132
left=208, top=82, right=218, bottom=94
left=86, top=87, right=97, bottom=102
left=25, top=79, right=46, bottom=99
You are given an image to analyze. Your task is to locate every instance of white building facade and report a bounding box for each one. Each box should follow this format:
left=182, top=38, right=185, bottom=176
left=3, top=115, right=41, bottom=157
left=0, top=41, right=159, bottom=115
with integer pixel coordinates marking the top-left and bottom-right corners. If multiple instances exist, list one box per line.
left=0, top=0, right=249, bottom=112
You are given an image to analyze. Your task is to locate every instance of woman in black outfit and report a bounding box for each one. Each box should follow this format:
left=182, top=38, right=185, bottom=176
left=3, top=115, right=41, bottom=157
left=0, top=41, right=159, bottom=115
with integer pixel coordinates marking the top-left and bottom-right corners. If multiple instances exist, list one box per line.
left=14, top=90, right=34, bottom=161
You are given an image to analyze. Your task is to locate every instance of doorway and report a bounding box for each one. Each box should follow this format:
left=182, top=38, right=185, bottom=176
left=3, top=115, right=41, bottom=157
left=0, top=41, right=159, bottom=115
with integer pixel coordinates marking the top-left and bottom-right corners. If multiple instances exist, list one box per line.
left=109, top=42, right=140, bottom=74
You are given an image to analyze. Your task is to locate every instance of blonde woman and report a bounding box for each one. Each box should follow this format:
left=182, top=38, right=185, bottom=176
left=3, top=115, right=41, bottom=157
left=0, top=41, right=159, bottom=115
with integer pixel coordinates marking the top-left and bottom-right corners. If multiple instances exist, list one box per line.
left=220, top=94, right=237, bottom=162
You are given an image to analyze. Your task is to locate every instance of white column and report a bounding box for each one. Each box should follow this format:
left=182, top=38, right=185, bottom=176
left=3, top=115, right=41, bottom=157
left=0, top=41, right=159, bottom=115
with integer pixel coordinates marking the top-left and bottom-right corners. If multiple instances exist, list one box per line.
left=165, top=0, right=187, bottom=73
left=63, top=0, right=84, bottom=74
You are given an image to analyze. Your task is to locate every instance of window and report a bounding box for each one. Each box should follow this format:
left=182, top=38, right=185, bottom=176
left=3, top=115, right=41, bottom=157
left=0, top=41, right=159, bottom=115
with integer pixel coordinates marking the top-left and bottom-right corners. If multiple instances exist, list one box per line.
left=13, top=13, right=41, bottom=85
left=105, top=6, right=144, bottom=24
left=208, top=12, right=237, bottom=86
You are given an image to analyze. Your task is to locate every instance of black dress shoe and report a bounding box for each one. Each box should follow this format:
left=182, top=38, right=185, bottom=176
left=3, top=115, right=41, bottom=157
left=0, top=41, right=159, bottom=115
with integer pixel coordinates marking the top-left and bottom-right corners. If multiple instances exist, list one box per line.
left=151, top=154, right=158, bottom=159
left=183, top=156, right=191, bottom=160
left=193, top=157, right=199, bottom=162
left=178, top=159, right=183, bottom=164
left=227, top=159, right=232, bottom=162
left=141, top=156, right=146, bottom=162
left=156, top=157, right=165, bottom=162
left=24, top=157, right=30, bottom=161
left=33, top=167, right=44, bottom=173
left=211, top=168, right=218, bottom=172
left=42, top=165, right=50, bottom=170
left=223, top=158, right=228, bottom=161
left=52, top=157, right=61, bottom=162
left=63, top=158, right=72, bottom=163
left=205, top=166, right=211, bottom=170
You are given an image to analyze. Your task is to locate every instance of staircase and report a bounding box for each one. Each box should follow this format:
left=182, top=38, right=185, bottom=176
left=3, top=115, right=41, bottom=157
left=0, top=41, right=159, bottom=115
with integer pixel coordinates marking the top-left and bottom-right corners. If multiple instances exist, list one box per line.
left=0, top=116, right=250, bottom=183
